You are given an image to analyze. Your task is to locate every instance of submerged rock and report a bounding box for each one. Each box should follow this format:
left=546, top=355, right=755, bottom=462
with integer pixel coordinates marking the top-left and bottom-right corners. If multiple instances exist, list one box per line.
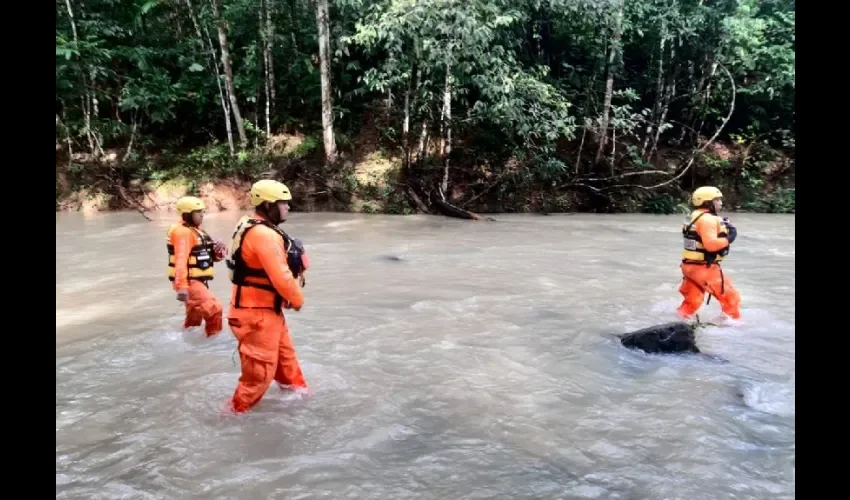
left=619, top=321, right=699, bottom=354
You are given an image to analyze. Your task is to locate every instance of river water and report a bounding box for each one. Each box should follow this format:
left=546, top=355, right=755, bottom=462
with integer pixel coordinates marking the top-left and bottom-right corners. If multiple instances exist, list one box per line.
left=56, top=211, right=795, bottom=499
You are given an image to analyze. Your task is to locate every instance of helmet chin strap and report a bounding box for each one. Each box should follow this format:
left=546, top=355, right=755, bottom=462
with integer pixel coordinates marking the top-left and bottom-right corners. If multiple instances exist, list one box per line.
left=182, top=213, right=199, bottom=226
left=258, top=202, right=282, bottom=225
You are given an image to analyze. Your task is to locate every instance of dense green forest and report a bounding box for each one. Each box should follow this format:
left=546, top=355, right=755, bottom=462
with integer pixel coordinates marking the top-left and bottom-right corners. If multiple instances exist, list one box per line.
left=55, top=0, right=795, bottom=215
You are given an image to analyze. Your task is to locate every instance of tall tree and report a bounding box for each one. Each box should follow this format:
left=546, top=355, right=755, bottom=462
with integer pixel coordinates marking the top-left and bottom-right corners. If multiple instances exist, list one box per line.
left=315, top=0, right=337, bottom=166
left=211, top=0, right=248, bottom=148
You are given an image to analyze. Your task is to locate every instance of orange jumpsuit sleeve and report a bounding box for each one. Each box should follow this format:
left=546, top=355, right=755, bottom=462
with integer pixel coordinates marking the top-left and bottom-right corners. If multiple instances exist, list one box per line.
left=252, top=227, right=305, bottom=309
left=171, top=226, right=195, bottom=291
left=694, top=215, right=729, bottom=254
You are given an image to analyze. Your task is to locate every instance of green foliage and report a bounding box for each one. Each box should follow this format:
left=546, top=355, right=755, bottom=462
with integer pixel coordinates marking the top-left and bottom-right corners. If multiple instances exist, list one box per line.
left=290, top=135, right=320, bottom=159
left=56, top=0, right=795, bottom=213
left=641, top=193, right=688, bottom=214
left=742, top=187, right=794, bottom=213
left=133, top=143, right=269, bottom=182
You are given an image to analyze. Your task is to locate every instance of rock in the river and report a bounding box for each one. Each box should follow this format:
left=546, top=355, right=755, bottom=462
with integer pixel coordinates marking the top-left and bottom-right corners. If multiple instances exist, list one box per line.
left=619, top=321, right=699, bottom=354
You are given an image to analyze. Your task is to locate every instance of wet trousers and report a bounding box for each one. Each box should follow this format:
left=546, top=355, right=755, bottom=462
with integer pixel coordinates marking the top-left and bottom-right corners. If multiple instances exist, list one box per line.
left=676, top=262, right=741, bottom=319
left=227, top=308, right=307, bottom=413
left=184, top=280, right=223, bottom=336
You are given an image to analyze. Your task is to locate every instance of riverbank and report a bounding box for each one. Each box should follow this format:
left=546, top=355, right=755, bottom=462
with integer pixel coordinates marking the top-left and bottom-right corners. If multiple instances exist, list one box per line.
left=55, top=133, right=795, bottom=217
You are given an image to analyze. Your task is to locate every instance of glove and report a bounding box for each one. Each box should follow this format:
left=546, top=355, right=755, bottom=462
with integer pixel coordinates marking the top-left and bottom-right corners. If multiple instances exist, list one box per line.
left=287, top=238, right=308, bottom=278
left=177, top=290, right=189, bottom=302
left=282, top=300, right=301, bottom=312
left=213, top=241, right=227, bottom=260
left=726, top=225, right=737, bottom=244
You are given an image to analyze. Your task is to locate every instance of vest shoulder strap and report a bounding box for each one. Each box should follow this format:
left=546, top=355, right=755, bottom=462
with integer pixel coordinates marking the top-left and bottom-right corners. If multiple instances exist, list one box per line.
left=684, top=211, right=708, bottom=233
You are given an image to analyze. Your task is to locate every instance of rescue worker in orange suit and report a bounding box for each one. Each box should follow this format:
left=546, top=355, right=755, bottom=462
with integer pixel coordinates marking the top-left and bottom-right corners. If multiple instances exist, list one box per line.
left=167, top=196, right=228, bottom=337
left=226, top=179, right=311, bottom=413
left=676, top=186, right=741, bottom=320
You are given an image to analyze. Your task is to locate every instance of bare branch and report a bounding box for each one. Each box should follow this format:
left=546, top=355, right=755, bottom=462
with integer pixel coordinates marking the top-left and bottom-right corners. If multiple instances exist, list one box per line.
left=459, top=167, right=514, bottom=208
left=579, top=170, right=672, bottom=182
left=116, top=185, right=154, bottom=221
left=598, top=62, right=736, bottom=192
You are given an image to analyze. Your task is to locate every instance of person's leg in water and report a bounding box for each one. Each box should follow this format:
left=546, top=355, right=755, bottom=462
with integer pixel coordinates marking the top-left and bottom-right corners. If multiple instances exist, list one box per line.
left=184, top=302, right=203, bottom=328
left=676, top=266, right=706, bottom=319
left=703, top=269, right=741, bottom=319
left=228, top=309, right=282, bottom=413
left=232, top=351, right=276, bottom=412
left=677, top=264, right=741, bottom=320
left=274, top=317, right=308, bottom=392
left=184, top=280, right=223, bottom=336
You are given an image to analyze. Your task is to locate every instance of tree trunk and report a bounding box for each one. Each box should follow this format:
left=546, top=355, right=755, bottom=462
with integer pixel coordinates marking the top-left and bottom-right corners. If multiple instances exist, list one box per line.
left=650, top=69, right=676, bottom=162
left=287, top=0, right=299, bottom=53
left=63, top=0, right=79, bottom=41
left=210, top=0, right=248, bottom=148
left=439, top=60, right=452, bottom=196
left=58, top=110, right=74, bottom=167
left=89, top=70, right=103, bottom=157
left=123, top=111, right=139, bottom=162
left=678, top=56, right=703, bottom=145
left=402, top=65, right=418, bottom=173
left=315, top=0, right=337, bottom=166
left=265, top=0, right=276, bottom=106
left=82, top=96, right=95, bottom=154
left=260, top=0, right=270, bottom=137
left=64, top=0, right=102, bottom=157
left=594, top=0, right=625, bottom=166
left=183, top=0, right=234, bottom=154
left=262, top=0, right=276, bottom=137
left=575, top=124, right=587, bottom=174
left=647, top=33, right=677, bottom=162
left=695, top=61, right=719, bottom=142
left=642, top=17, right=666, bottom=160
left=417, top=120, right=429, bottom=164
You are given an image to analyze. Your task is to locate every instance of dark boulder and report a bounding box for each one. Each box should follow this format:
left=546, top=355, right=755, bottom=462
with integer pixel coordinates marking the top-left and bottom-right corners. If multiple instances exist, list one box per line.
left=619, top=321, right=700, bottom=354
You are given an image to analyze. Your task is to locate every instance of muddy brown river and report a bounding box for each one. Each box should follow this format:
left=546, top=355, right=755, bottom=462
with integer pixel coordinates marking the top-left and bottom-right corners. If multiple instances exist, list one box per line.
left=56, top=211, right=795, bottom=499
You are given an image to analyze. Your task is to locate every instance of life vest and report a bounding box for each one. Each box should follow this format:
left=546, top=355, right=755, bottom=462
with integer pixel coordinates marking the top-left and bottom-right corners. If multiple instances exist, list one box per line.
left=226, top=216, right=307, bottom=311
left=166, top=223, right=216, bottom=282
left=681, top=209, right=730, bottom=266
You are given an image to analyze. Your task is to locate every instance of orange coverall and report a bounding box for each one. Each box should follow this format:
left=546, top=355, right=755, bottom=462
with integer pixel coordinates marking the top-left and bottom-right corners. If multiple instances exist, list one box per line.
left=170, top=224, right=224, bottom=336
left=676, top=211, right=741, bottom=320
left=227, top=214, right=307, bottom=413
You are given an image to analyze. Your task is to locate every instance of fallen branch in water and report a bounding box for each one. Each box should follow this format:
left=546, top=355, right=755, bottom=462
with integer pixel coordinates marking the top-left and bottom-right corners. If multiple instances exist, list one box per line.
left=459, top=167, right=513, bottom=209
left=116, top=184, right=153, bottom=221
left=295, top=172, right=351, bottom=209
left=406, top=185, right=430, bottom=213
left=434, top=186, right=494, bottom=221
left=95, top=170, right=153, bottom=221
left=115, top=184, right=153, bottom=221
left=145, top=190, right=161, bottom=210
left=405, top=180, right=493, bottom=220
left=433, top=198, right=487, bottom=220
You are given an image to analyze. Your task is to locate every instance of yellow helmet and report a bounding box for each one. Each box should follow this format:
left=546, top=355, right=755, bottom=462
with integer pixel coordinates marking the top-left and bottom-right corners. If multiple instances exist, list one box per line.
left=692, top=186, right=723, bottom=207
left=250, top=179, right=292, bottom=206
left=176, top=196, right=205, bottom=214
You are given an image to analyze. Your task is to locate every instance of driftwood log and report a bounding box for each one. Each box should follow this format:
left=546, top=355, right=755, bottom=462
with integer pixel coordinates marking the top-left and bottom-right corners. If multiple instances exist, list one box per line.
left=407, top=180, right=496, bottom=221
